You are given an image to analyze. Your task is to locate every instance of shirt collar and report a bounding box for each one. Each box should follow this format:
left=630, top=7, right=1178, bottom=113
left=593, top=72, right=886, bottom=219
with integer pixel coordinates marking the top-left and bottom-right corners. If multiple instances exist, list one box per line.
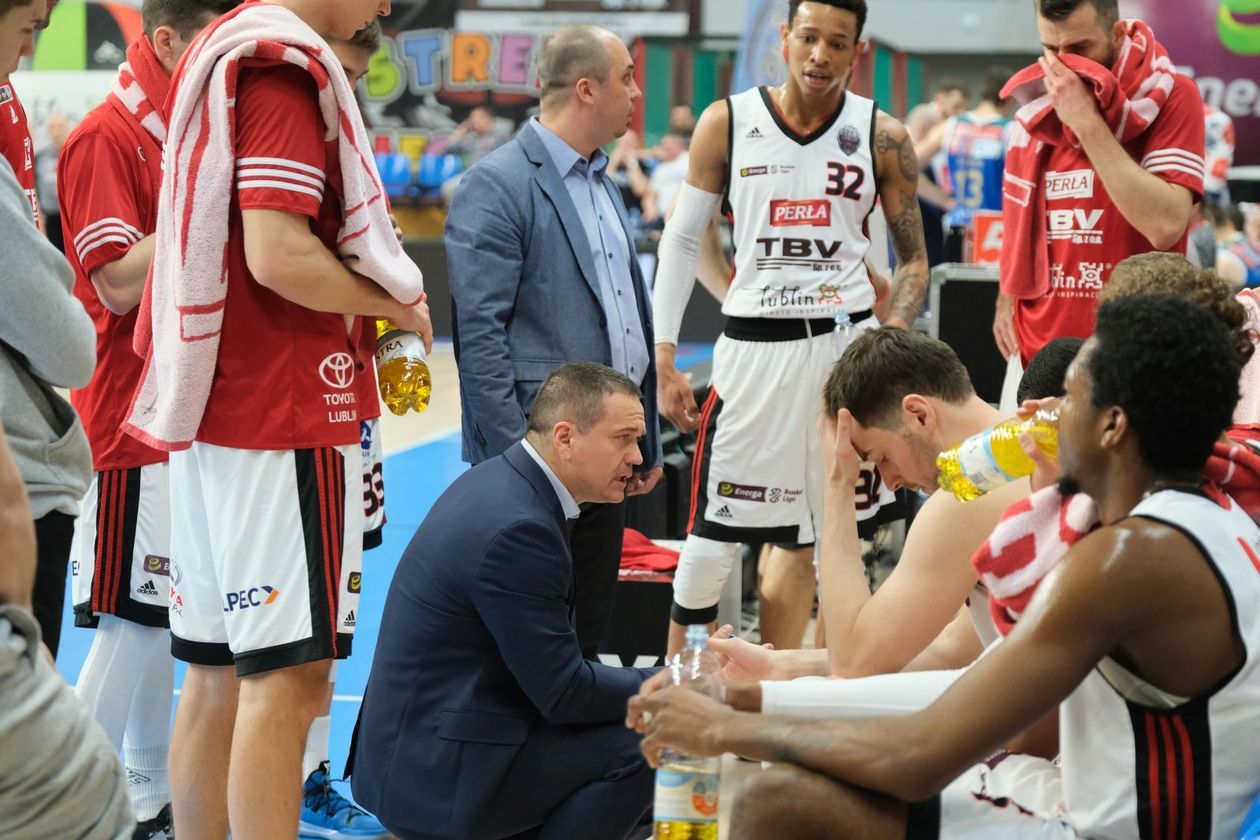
left=531, top=116, right=608, bottom=178
left=520, top=438, right=581, bottom=521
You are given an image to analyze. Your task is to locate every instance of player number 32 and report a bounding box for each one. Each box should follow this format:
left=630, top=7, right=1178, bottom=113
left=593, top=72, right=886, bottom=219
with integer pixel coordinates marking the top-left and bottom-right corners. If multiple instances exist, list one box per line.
left=825, top=162, right=865, bottom=200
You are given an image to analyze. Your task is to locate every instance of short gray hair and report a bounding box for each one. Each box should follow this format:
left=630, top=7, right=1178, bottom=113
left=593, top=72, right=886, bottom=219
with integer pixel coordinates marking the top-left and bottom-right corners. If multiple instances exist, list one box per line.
left=527, top=363, right=641, bottom=435
left=537, top=24, right=613, bottom=105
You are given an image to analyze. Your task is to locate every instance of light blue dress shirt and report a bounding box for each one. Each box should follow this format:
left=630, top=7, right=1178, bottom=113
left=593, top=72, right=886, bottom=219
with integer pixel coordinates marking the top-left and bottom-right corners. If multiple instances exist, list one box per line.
left=520, top=438, right=581, bottom=520
left=531, top=118, right=650, bottom=385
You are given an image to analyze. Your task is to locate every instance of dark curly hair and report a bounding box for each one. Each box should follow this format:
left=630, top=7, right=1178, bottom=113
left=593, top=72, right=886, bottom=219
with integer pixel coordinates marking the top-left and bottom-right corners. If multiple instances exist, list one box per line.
left=1089, top=296, right=1241, bottom=476
left=1018, top=337, right=1084, bottom=403
left=1100, top=252, right=1255, bottom=367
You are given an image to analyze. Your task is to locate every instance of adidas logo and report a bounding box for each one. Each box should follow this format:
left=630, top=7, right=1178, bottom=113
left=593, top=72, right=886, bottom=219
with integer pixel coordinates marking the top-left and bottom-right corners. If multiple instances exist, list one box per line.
left=713, top=505, right=734, bottom=519
left=343, top=610, right=356, bottom=629
left=745, top=126, right=764, bottom=139
left=136, top=581, right=160, bottom=597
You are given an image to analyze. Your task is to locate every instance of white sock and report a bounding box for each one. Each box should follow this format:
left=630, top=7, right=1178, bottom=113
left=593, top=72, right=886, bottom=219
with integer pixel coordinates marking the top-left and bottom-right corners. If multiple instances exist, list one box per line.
left=303, top=715, right=331, bottom=781
left=124, top=743, right=170, bottom=822
left=122, top=626, right=174, bottom=822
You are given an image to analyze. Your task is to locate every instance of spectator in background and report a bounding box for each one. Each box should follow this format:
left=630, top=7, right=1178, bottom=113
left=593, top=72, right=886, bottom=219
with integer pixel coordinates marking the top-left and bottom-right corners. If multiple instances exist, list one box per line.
left=905, top=77, right=969, bottom=142
left=0, top=0, right=95, bottom=666
left=668, top=103, right=696, bottom=139
left=0, top=420, right=135, bottom=840
left=640, top=132, right=687, bottom=225
left=1212, top=203, right=1260, bottom=290
left=914, top=66, right=1014, bottom=259
left=33, top=110, right=67, bottom=251
left=446, top=104, right=511, bottom=167
left=906, top=77, right=970, bottom=267
left=606, top=128, right=652, bottom=226
left=1204, top=103, right=1235, bottom=206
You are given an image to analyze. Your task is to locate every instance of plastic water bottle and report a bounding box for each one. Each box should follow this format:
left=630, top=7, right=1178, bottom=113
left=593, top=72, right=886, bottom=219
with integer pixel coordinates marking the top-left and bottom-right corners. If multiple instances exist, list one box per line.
left=374, top=320, right=431, bottom=415
left=653, top=625, right=722, bottom=840
left=936, top=409, right=1059, bottom=501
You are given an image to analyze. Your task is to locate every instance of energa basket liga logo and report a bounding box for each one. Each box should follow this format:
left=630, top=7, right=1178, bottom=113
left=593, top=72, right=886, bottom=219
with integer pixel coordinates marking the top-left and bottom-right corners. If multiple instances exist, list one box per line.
left=1218, top=0, right=1260, bottom=54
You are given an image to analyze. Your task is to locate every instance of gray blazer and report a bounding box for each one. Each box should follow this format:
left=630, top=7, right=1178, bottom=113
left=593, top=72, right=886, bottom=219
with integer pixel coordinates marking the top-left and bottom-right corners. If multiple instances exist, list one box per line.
left=445, top=120, right=662, bottom=468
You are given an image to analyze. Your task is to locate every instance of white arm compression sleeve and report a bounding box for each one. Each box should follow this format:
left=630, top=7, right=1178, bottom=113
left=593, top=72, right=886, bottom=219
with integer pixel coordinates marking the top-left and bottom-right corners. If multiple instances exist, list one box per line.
left=760, top=669, right=966, bottom=718
left=652, top=183, right=723, bottom=346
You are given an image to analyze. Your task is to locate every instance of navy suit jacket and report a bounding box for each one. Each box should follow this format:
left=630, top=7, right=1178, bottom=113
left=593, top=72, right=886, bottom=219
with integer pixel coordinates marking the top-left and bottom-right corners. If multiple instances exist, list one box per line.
left=445, top=120, right=662, bottom=469
left=350, top=444, right=655, bottom=839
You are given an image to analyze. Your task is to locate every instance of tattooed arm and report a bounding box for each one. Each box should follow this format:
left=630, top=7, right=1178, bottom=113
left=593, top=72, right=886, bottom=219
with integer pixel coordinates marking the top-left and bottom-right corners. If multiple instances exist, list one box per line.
left=873, top=111, right=930, bottom=330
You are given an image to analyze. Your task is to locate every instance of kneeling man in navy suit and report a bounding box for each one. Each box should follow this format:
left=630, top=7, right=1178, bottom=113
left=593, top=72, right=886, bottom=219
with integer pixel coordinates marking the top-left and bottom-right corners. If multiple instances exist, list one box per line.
left=350, top=362, right=658, bottom=839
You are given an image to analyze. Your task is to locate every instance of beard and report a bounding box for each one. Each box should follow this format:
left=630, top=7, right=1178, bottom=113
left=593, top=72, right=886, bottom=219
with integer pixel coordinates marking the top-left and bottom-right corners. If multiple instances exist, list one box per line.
left=1057, top=474, right=1083, bottom=498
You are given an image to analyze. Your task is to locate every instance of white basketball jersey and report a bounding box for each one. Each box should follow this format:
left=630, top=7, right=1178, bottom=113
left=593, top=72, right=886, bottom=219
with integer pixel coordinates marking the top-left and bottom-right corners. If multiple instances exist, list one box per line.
left=1060, top=490, right=1260, bottom=839
left=724, top=86, right=878, bottom=320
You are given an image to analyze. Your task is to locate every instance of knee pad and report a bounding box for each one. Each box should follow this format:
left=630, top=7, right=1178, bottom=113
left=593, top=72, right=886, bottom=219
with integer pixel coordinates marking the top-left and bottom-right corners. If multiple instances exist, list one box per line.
left=670, top=536, right=741, bottom=623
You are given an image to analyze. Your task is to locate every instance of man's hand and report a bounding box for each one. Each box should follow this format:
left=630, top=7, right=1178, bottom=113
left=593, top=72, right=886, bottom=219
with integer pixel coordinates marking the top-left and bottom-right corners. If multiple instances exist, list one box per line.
left=819, top=409, right=862, bottom=484
left=632, top=687, right=735, bottom=768
left=1039, top=49, right=1105, bottom=138
left=1016, top=397, right=1063, bottom=493
left=389, top=213, right=404, bottom=246
left=656, top=350, right=701, bottom=432
left=707, top=633, right=780, bottom=682
left=389, top=292, right=434, bottom=353
left=993, top=291, right=1019, bottom=360
left=626, top=467, right=663, bottom=496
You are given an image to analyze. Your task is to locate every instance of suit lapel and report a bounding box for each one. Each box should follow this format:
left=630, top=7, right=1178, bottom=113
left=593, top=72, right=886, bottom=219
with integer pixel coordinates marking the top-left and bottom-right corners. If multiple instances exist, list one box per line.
left=506, top=443, right=579, bottom=623
left=519, top=124, right=606, bottom=308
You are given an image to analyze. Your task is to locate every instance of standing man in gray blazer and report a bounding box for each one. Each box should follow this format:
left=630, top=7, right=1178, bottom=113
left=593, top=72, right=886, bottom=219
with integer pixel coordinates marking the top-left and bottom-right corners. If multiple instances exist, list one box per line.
left=446, top=24, right=663, bottom=660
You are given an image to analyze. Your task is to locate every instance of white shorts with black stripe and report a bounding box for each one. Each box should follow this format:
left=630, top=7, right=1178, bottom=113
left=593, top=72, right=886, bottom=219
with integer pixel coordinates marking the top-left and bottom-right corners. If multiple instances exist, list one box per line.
left=168, top=443, right=363, bottom=676
left=360, top=418, right=385, bottom=550
left=70, top=462, right=171, bottom=629
left=907, top=753, right=1077, bottom=839
left=687, top=314, right=900, bottom=546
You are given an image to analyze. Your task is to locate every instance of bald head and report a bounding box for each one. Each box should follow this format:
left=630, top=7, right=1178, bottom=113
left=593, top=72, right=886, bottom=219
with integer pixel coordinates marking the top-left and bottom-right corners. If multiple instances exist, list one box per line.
left=537, top=24, right=617, bottom=107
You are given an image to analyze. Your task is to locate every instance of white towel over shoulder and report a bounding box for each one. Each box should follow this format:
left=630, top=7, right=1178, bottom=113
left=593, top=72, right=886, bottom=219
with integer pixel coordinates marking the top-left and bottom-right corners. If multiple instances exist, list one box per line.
left=125, top=3, right=422, bottom=451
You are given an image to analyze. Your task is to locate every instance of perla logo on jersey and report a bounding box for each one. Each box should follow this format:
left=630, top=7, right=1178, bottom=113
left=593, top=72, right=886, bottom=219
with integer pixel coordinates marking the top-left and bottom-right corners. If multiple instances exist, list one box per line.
left=1045, top=169, right=1095, bottom=200
left=770, top=199, right=831, bottom=227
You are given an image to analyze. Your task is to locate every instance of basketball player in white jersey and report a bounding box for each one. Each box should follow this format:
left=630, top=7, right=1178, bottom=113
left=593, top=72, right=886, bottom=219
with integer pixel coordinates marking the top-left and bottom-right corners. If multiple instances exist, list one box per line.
left=633, top=294, right=1260, bottom=839
left=653, top=0, right=929, bottom=655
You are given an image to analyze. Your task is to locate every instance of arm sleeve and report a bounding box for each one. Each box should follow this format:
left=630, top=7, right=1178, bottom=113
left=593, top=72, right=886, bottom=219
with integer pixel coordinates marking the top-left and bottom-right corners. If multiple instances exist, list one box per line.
left=58, top=133, right=145, bottom=275
left=1137, top=78, right=1206, bottom=200
left=234, top=66, right=327, bottom=219
left=470, top=520, right=649, bottom=724
left=651, top=183, right=723, bottom=345
left=760, top=669, right=965, bottom=718
left=444, top=165, right=529, bottom=458
left=0, top=159, right=94, bottom=387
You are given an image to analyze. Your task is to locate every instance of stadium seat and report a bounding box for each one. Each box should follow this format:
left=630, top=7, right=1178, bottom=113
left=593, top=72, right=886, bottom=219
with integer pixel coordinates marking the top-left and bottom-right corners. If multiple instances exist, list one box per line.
left=374, top=151, right=414, bottom=200
left=416, top=153, right=464, bottom=197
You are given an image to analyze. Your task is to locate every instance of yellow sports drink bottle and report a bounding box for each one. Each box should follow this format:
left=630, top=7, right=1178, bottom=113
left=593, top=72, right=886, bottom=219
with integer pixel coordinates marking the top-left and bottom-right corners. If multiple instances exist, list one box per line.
left=374, top=320, right=431, bottom=416
left=936, top=410, right=1059, bottom=501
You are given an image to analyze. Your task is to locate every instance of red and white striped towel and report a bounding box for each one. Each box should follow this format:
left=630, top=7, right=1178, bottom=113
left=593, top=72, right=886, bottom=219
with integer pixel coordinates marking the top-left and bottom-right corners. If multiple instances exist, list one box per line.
left=999, top=20, right=1178, bottom=301
left=975, top=443, right=1260, bottom=634
left=124, top=2, right=423, bottom=451
left=109, top=33, right=170, bottom=145
left=971, top=486, right=1100, bottom=636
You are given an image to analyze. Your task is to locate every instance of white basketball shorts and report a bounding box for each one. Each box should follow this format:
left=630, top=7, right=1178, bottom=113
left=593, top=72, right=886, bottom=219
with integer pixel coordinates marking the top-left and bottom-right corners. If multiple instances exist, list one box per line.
left=167, top=443, right=363, bottom=676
